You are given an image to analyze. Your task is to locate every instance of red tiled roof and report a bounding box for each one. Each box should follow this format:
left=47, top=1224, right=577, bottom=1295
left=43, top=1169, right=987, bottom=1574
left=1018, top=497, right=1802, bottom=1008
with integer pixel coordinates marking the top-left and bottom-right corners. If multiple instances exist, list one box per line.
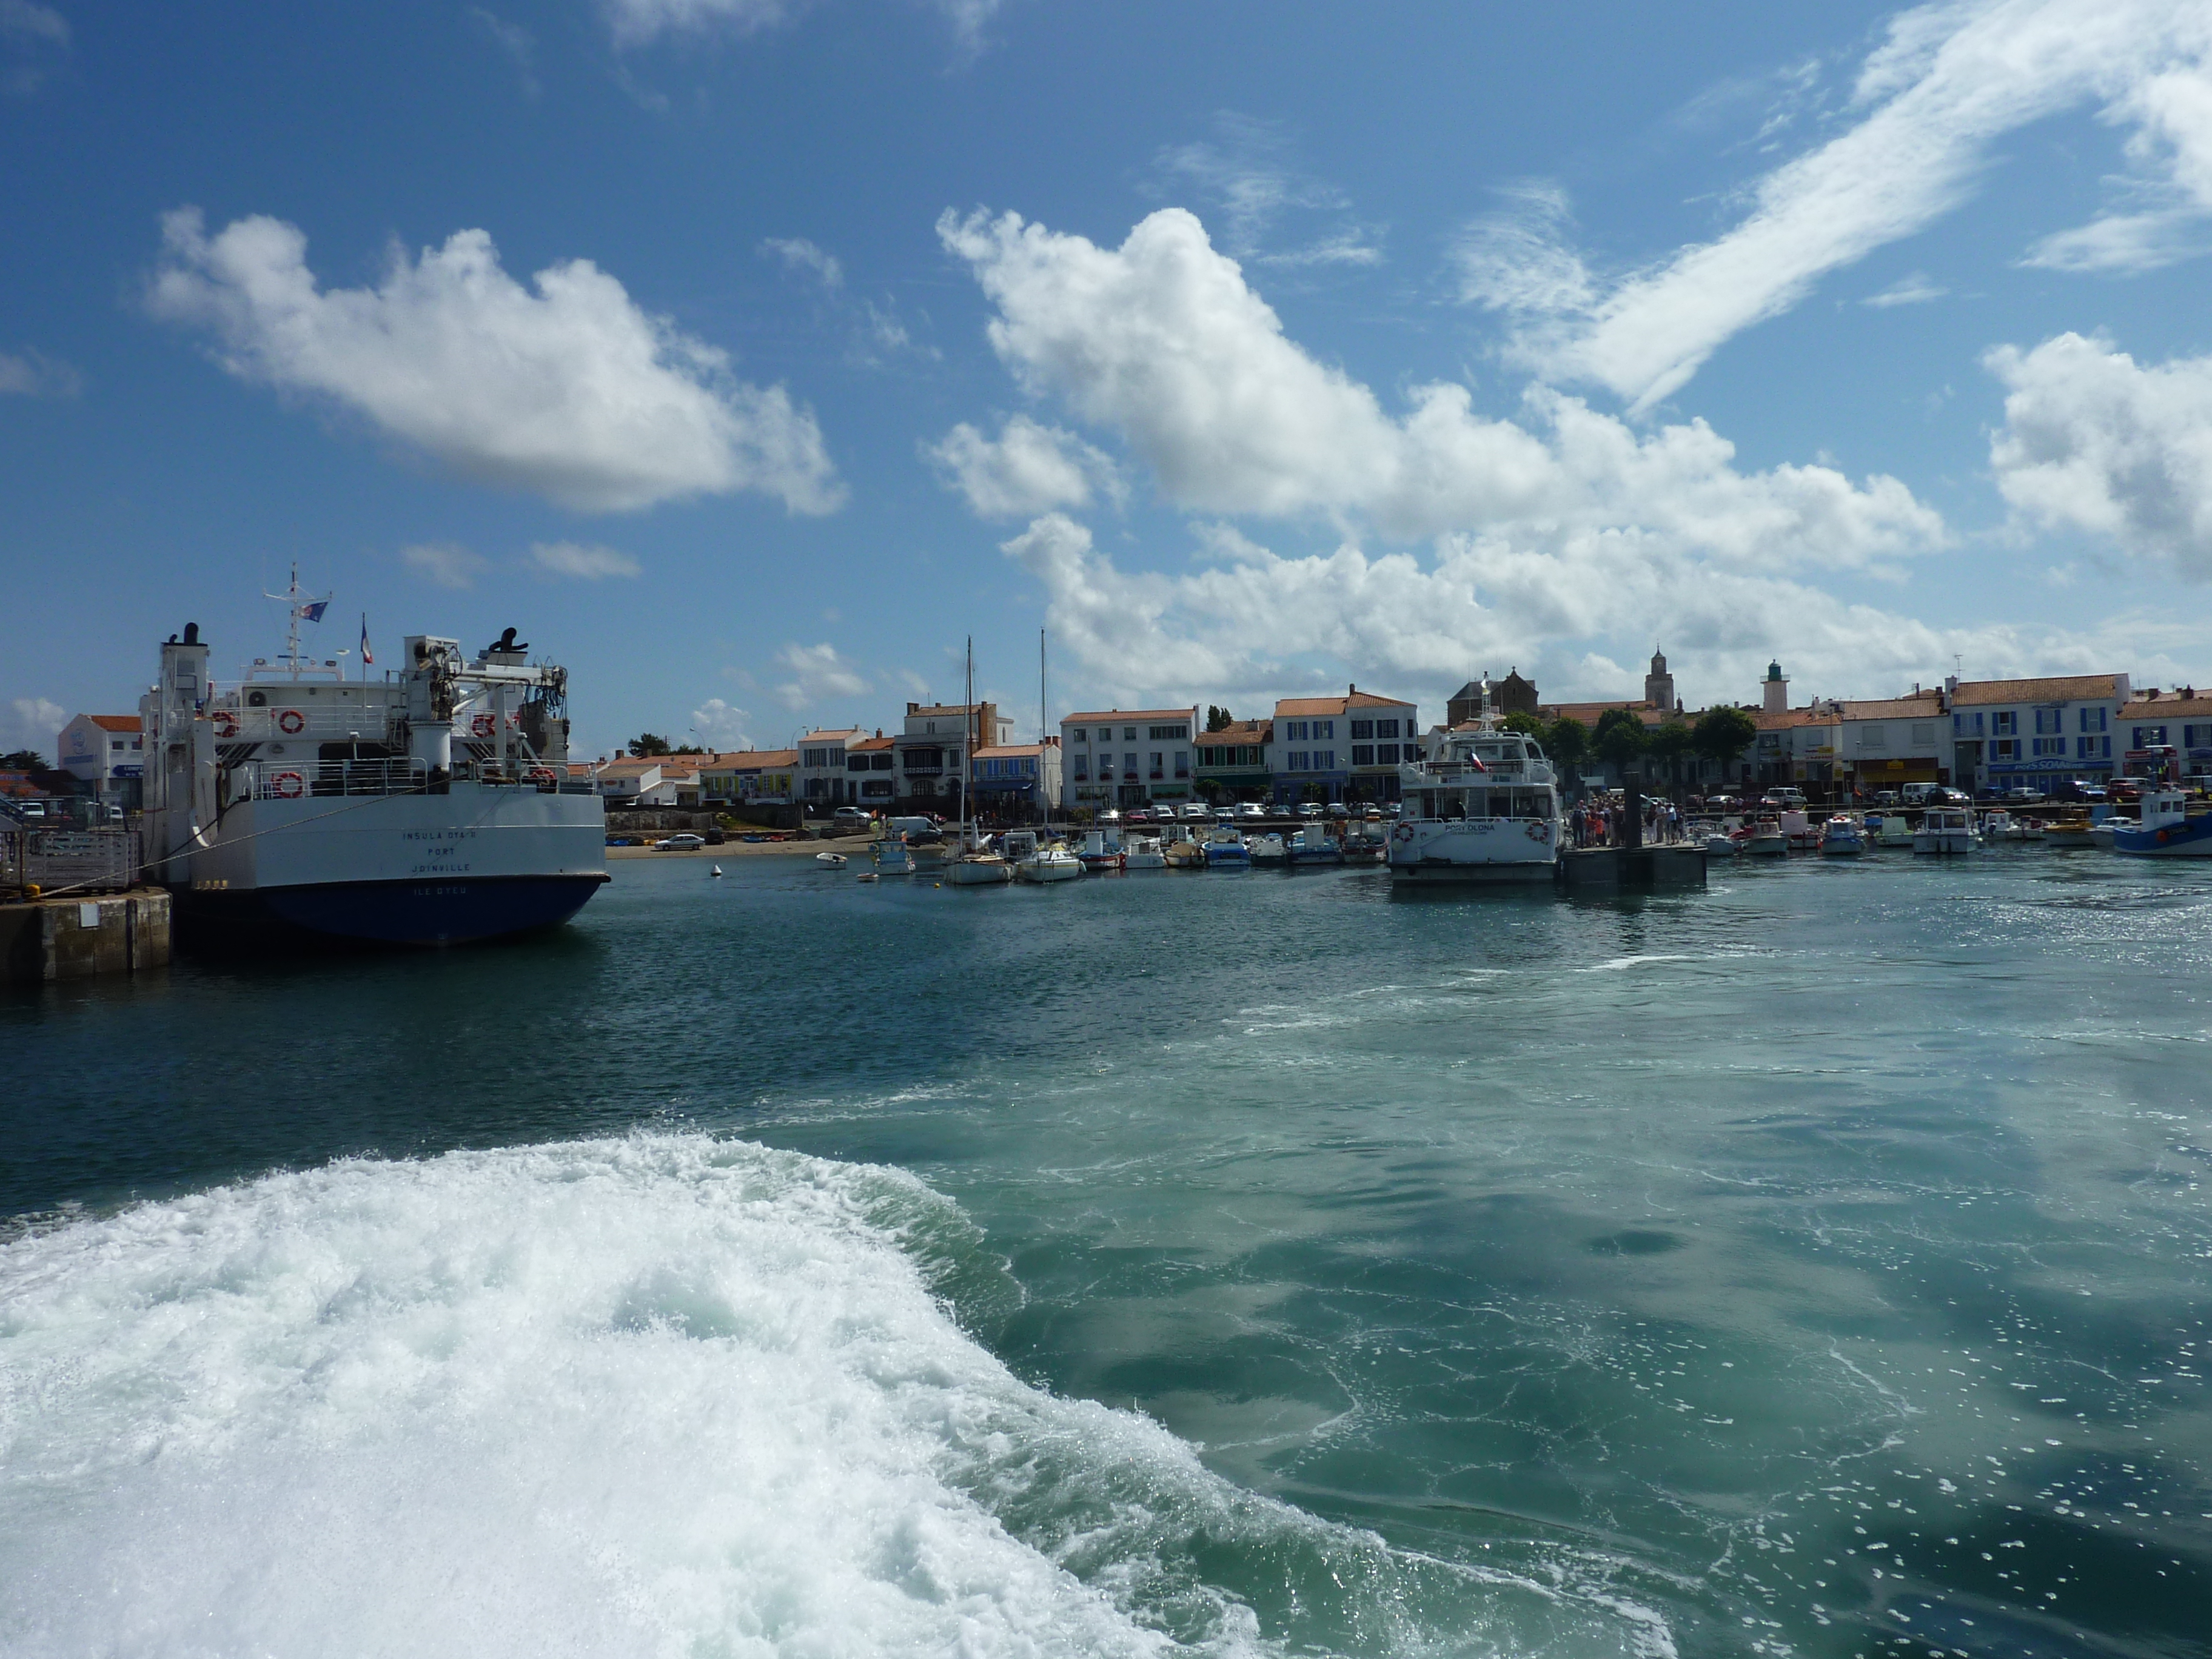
left=1839, top=694, right=1944, bottom=720
left=1950, top=674, right=2121, bottom=706
left=1061, top=707, right=1196, bottom=724
left=87, top=714, right=142, bottom=732
left=1274, top=690, right=1414, bottom=717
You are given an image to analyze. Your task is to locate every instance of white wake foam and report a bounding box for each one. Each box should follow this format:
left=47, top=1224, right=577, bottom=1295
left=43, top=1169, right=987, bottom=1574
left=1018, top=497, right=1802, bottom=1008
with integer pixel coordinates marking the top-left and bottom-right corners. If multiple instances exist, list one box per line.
left=0, top=1137, right=1230, bottom=1657
left=0, top=1134, right=1677, bottom=1658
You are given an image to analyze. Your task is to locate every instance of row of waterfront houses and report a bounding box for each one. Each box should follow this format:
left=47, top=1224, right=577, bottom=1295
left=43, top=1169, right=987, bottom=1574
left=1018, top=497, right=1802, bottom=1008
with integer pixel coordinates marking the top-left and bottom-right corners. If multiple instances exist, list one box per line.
left=35, top=655, right=2211, bottom=818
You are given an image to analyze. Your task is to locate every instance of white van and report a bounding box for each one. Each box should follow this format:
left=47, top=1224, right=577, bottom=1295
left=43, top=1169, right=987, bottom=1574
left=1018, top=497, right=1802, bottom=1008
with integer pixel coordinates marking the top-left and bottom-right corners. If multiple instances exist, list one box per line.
left=882, top=815, right=937, bottom=839
left=1901, top=783, right=1937, bottom=806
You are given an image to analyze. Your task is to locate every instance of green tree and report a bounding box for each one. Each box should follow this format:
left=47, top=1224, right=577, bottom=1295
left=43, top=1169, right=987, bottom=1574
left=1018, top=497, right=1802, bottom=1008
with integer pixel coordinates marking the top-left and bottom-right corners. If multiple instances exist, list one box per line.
left=1205, top=705, right=1235, bottom=732
left=1647, top=719, right=1693, bottom=799
left=1592, top=708, right=1648, bottom=777
left=1692, top=706, right=1758, bottom=786
left=1, top=749, right=44, bottom=771
left=1544, top=717, right=1589, bottom=775
left=627, top=732, right=674, bottom=757
left=1500, top=711, right=1544, bottom=738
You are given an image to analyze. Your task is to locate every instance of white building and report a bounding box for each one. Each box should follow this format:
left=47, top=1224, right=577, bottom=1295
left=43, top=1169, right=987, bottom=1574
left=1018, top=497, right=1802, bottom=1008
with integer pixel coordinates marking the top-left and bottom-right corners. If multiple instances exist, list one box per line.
left=1271, top=689, right=1418, bottom=806
left=700, top=749, right=797, bottom=805
left=797, top=728, right=863, bottom=807
left=1835, top=692, right=1948, bottom=794
left=1059, top=706, right=1198, bottom=811
left=2121, top=687, right=2212, bottom=782
left=1948, top=673, right=2128, bottom=794
left=843, top=734, right=899, bottom=806
left=57, top=713, right=145, bottom=801
left=595, top=758, right=685, bottom=806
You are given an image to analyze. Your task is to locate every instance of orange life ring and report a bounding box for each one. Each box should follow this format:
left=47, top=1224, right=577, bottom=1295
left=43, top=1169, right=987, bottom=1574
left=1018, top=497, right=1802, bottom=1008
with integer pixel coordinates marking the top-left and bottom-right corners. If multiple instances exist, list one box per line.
left=1527, top=819, right=1550, bottom=841
left=270, top=770, right=305, bottom=799
left=471, top=714, right=497, bottom=738
left=212, top=711, right=238, bottom=739
left=277, top=709, right=305, bottom=735
left=1393, top=822, right=1415, bottom=842
left=526, top=766, right=556, bottom=785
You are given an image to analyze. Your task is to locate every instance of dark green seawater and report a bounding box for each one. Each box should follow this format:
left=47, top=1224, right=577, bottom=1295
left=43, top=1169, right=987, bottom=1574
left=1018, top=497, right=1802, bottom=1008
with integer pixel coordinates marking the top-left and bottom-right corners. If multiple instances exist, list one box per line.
left=4, top=851, right=2209, bottom=1658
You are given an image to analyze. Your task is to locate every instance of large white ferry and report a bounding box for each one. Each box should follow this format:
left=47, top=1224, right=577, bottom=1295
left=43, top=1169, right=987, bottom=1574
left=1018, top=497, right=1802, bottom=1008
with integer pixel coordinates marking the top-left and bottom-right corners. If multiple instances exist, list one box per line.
left=1389, top=703, right=1562, bottom=885
left=140, top=585, right=608, bottom=945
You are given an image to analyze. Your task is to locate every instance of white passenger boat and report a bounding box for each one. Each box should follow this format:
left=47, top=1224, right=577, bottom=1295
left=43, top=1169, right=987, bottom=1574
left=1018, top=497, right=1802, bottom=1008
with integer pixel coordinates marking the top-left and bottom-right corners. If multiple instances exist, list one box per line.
left=2111, top=790, right=2212, bottom=857
left=141, top=577, right=606, bottom=947
left=1913, top=806, right=1977, bottom=854
left=1246, top=832, right=1287, bottom=865
left=1818, top=815, right=1865, bottom=855
left=1389, top=699, right=1560, bottom=884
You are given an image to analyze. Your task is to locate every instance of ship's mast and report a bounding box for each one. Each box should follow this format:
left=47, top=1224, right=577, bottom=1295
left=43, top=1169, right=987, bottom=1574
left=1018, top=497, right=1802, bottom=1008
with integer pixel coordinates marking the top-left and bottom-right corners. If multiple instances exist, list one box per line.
left=261, top=561, right=332, bottom=680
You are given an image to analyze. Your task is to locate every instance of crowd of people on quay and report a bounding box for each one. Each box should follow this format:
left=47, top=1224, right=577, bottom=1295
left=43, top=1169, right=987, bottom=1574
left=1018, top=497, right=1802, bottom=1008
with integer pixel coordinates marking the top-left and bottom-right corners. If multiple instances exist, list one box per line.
left=1569, top=797, right=1689, bottom=849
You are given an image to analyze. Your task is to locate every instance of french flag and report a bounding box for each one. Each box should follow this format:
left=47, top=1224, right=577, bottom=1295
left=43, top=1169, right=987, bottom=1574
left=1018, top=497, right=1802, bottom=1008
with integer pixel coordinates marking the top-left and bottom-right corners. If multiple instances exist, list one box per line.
left=359, top=614, right=374, bottom=666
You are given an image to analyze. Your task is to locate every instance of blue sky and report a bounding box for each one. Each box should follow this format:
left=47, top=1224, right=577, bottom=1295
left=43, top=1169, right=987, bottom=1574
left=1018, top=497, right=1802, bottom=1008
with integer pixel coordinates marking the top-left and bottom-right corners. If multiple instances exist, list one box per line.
left=5, top=0, right=2212, bottom=760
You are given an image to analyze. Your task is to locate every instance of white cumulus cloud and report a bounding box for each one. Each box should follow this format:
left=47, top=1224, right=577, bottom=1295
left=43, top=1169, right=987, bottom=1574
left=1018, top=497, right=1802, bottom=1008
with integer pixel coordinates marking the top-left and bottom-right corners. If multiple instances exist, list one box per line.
left=1987, top=331, right=2212, bottom=575
left=689, top=697, right=754, bottom=749
left=528, top=540, right=642, bottom=580
left=149, top=208, right=842, bottom=515
left=925, top=415, right=1121, bottom=518
left=402, top=542, right=491, bottom=589
left=1460, top=0, right=2212, bottom=409
left=0, top=346, right=81, bottom=397
left=939, top=205, right=1941, bottom=562
left=3, top=694, right=66, bottom=757
left=773, top=642, right=869, bottom=710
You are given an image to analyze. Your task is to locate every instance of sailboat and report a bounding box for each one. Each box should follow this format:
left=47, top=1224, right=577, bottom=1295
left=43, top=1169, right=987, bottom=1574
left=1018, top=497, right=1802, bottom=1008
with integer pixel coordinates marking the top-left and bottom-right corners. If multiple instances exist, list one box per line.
left=946, top=635, right=1014, bottom=886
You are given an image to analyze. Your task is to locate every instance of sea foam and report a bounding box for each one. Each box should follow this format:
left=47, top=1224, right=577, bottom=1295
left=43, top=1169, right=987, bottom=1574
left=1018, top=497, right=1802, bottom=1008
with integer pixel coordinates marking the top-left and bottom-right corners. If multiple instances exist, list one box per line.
left=0, top=1134, right=1671, bottom=1658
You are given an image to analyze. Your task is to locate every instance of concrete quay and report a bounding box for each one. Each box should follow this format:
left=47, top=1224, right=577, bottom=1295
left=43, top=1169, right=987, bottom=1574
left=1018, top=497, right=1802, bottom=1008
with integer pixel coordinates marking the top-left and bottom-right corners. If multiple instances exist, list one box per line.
left=1, top=888, right=172, bottom=987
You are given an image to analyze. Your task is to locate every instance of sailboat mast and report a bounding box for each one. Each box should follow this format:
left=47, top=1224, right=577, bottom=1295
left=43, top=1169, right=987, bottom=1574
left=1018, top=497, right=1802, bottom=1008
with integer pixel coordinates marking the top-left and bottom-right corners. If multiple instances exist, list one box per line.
left=962, top=635, right=972, bottom=846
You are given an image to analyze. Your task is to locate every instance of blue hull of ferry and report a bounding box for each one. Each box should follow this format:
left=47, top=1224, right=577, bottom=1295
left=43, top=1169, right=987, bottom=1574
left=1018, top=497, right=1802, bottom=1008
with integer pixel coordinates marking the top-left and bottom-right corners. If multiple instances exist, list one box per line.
left=183, top=873, right=610, bottom=947
left=2111, top=815, right=2212, bottom=857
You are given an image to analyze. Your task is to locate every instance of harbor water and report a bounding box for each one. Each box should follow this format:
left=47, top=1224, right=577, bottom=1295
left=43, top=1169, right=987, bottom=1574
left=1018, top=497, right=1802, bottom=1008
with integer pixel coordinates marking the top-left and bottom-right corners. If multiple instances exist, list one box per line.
left=4, top=852, right=2208, bottom=1657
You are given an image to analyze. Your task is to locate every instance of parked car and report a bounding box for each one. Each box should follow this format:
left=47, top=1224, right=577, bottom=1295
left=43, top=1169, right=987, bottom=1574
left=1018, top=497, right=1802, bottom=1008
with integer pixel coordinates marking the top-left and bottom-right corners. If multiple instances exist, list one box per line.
left=1236, top=802, right=1267, bottom=820
left=1364, top=805, right=1383, bottom=820
left=1098, top=809, right=1121, bottom=824
left=2001, top=786, right=2044, bottom=805
left=831, top=806, right=871, bottom=828
left=2048, top=779, right=2107, bottom=803
left=1870, top=789, right=1900, bottom=806
left=1181, top=803, right=1210, bottom=820
left=1298, top=802, right=1323, bottom=818
left=1930, top=786, right=1971, bottom=806
left=1326, top=801, right=1350, bottom=818
left=655, top=833, right=706, bottom=850
left=1383, top=802, right=1404, bottom=819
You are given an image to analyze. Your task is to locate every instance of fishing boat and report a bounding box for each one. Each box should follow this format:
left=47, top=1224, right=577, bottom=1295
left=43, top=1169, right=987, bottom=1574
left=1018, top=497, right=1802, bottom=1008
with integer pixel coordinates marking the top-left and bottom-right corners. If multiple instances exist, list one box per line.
left=2110, top=789, right=2212, bottom=857
left=1076, top=828, right=1126, bottom=872
left=1912, top=805, right=1977, bottom=854
left=1202, top=828, right=1251, bottom=867
left=1342, top=830, right=1387, bottom=864
left=1781, top=809, right=1820, bottom=852
left=140, top=574, right=607, bottom=947
left=1818, top=815, right=1865, bottom=855
left=1980, top=809, right=2029, bottom=843
left=1007, top=830, right=1084, bottom=882
left=1744, top=816, right=1788, bottom=856
left=1246, top=832, right=1287, bottom=865
left=871, top=834, right=914, bottom=874
left=1389, top=680, right=1561, bottom=883
left=1286, top=826, right=1344, bottom=866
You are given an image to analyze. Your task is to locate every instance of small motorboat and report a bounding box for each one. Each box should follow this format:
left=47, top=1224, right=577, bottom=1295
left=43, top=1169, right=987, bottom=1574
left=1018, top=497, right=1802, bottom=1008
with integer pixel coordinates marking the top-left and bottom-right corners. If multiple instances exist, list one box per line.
left=1203, top=828, right=1251, bottom=867
left=872, top=836, right=914, bottom=874
left=1818, top=815, right=1865, bottom=856
left=1869, top=812, right=1914, bottom=848
left=1076, top=828, right=1125, bottom=873
left=1285, top=827, right=1344, bottom=866
left=1913, top=806, right=1978, bottom=854
left=1247, top=832, right=1288, bottom=865
left=1980, top=809, right=2029, bottom=843
left=1781, top=809, right=1820, bottom=852
left=1162, top=827, right=1206, bottom=868
left=1007, top=830, right=1084, bottom=883
left=2045, top=814, right=2096, bottom=848
left=814, top=851, right=848, bottom=868
left=1122, top=836, right=1168, bottom=870
left=1745, top=816, right=1788, bottom=856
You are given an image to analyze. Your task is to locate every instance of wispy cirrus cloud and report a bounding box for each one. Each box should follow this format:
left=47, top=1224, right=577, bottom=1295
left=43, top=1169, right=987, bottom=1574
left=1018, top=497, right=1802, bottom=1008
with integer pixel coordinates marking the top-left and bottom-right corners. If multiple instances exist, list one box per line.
left=150, top=208, right=843, bottom=514
left=401, top=543, right=491, bottom=589
left=528, top=541, right=643, bottom=580
left=0, top=346, right=81, bottom=397
left=1458, top=0, right=2212, bottom=411
left=1155, top=113, right=1384, bottom=269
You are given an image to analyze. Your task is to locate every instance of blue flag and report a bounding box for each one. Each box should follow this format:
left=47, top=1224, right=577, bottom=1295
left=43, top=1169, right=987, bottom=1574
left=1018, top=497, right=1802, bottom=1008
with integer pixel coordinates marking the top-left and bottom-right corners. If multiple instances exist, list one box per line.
left=300, top=600, right=328, bottom=623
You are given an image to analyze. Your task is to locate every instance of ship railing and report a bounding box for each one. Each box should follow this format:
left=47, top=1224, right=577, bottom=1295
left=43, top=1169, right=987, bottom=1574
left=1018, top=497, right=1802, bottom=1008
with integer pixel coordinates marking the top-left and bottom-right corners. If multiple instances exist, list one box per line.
left=238, top=758, right=431, bottom=800
left=206, top=704, right=403, bottom=742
